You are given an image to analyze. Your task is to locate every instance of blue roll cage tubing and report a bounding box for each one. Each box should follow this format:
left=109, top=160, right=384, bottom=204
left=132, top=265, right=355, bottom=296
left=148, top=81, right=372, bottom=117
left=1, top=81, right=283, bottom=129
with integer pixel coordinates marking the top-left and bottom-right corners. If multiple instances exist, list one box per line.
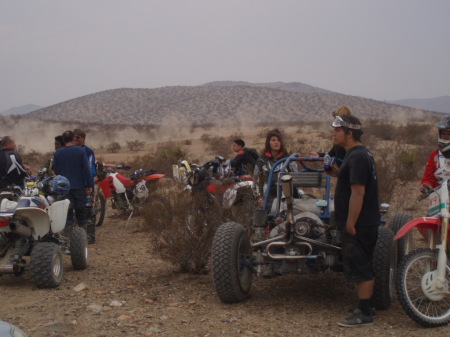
left=262, top=154, right=336, bottom=222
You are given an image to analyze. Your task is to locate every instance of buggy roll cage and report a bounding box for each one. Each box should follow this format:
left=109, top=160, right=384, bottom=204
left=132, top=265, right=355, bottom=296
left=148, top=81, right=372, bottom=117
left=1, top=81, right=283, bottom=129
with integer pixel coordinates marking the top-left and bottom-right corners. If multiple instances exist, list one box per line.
left=262, top=153, right=338, bottom=222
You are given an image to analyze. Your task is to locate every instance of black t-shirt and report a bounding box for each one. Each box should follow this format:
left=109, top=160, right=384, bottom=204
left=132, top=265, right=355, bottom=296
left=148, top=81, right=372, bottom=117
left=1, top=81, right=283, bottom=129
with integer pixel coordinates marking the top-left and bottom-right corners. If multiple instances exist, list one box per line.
left=334, top=145, right=380, bottom=229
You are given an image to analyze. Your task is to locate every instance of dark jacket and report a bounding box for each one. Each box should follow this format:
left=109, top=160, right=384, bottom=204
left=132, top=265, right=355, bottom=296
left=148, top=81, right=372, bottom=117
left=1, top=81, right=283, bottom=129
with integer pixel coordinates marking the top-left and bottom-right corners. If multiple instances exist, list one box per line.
left=54, top=145, right=93, bottom=190
left=0, top=149, right=29, bottom=188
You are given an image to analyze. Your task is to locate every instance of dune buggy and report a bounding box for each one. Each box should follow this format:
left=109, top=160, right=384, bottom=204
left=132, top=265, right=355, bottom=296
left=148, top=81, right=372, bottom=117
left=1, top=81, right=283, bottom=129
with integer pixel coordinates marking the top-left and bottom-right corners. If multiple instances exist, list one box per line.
left=211, top=154, right=396, bottom=310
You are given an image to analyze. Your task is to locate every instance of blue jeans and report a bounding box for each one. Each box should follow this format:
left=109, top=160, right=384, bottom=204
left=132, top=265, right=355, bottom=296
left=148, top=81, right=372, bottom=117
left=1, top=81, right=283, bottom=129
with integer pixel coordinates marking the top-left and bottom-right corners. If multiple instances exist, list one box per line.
left=65, top=189, right=87, bottom=226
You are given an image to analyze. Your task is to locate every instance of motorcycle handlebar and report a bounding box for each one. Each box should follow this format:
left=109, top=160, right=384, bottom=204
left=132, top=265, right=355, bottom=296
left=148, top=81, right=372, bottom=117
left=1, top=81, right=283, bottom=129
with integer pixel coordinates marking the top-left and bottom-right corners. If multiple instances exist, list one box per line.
left=102, top=163, right=131, bottom=170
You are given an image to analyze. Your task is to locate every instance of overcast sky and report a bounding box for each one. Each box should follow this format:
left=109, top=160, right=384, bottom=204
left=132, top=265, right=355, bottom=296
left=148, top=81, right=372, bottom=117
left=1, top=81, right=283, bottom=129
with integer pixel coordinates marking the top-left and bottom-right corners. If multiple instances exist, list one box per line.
left=1, top=0, right=449, bottom=112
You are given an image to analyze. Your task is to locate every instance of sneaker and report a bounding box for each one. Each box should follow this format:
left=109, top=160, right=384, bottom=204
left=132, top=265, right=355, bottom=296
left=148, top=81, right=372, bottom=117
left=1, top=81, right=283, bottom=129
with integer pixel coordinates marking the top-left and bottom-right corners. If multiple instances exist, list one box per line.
left=338, top=309, right=373, bottom=327
left=347, top=307, right=376, bottom=318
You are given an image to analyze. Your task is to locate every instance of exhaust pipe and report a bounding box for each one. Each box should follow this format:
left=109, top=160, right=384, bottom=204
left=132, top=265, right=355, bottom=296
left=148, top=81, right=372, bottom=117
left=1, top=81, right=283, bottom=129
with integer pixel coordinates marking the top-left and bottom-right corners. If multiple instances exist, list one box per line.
left=9, top=223, right=32, bottom=237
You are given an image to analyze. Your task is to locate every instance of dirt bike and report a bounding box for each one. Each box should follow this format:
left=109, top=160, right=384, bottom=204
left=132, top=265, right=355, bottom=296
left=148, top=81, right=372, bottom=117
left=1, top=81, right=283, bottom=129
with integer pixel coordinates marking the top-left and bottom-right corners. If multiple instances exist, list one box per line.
left=0, top=168, right=88, bottom=289
left=211, top=154, right=396, bottom=310
left=394, top=180, right=450, bottom=327
left=95, top=162, right=171, bottom=228
left=174, top=157, right=254, bottom=231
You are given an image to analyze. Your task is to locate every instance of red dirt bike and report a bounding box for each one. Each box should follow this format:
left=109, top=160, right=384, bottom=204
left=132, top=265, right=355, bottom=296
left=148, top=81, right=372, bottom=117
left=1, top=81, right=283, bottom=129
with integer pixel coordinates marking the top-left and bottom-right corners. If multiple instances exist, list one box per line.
left=94, top=162, right=171, bottom=228
left=394, top=180, right=450, bottom=327
left=174, top=157, right=254, bottom=229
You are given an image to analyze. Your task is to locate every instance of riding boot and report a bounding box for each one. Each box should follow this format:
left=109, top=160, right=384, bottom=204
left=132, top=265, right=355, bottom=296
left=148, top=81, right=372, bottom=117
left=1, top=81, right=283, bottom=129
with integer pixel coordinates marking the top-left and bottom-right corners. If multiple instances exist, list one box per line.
left=84, top=207, right=96, bottom=244
left=86, top=216, right=96, bottom=244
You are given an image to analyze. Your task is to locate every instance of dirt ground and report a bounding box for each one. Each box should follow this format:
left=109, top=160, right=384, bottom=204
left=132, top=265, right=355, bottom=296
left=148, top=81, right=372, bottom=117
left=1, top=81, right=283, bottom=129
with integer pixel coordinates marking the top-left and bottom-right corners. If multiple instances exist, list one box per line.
left=0, top=205, right=448, bottom=337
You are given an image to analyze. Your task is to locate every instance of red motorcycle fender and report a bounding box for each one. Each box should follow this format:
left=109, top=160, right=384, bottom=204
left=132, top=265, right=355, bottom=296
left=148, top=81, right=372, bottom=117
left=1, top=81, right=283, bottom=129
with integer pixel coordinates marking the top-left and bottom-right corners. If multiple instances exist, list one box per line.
left=143, top=174, right=165, bottom=181
left=393, top=217, right=450, bottom=242
left=116, top=173, right=135, bottom=187
left=206, top=184, right=228, bottom=194
left=99, top=177, right=114, bottom=198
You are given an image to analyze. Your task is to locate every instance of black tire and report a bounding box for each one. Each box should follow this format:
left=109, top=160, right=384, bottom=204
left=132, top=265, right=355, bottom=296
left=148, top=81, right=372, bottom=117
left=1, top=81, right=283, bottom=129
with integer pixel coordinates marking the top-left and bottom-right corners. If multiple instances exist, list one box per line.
left=372, top=226, right=395, bottom=310
left=70, top=226, right=89, bottom=270
left=389, top=213, right=410, bottom=262
left=396, top=248, right=450, bottom=327
left=212, top=222, right=253, bottom=303
left=29, top=242, right=64, bottom=288
left=93, top=192, right=106, bottom=227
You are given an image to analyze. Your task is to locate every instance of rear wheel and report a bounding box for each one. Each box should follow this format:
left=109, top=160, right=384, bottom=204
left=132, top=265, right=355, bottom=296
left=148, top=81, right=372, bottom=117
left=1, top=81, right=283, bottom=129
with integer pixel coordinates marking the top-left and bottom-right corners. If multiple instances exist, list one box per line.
left=396, top=248, right=450, bottom=327
left=372, top=226, right=395, bottom=310
left=70, top=226, right=89, bottom=270
left=212, top=222, right=253, bottom=303
left=93, top=192, right=106, bottom=227
left=30, top=242, right=64, bottom=288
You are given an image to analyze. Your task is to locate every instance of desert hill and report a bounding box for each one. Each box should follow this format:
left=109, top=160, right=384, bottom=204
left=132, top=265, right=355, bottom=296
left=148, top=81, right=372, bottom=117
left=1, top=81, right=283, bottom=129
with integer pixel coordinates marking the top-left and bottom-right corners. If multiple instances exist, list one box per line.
left=25, top=82, right=435, bottom=126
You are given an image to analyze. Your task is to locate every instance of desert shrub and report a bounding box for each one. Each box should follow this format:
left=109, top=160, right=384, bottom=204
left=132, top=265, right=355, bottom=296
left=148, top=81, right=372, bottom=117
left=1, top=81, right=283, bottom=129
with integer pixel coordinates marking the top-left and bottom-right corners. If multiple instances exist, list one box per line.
left=150, top=142, right=186, bottom=174
left=126, top=139, right=145, bottom=151
left=365, top=119, right=398, bottom=141
left=200, top=133, right=211, bottom=143
left=397, top=123, right=434, bottom=146
left=204, top=136, right=232, bottom=158
left=143, top=183, right=223, bottom=274
left=21, top=150, right=54, bottom=172
left=107, top=142, right=121, bottom=153
left=374, top=140, right=432, bottom=206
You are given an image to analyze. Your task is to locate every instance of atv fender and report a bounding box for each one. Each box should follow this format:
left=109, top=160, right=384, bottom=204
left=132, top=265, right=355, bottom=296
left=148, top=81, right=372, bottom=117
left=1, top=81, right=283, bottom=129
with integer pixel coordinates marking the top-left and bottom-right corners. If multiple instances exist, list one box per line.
left=48, top=199, right=70, bottom=233
left=15, top=207, right=50, bottom=239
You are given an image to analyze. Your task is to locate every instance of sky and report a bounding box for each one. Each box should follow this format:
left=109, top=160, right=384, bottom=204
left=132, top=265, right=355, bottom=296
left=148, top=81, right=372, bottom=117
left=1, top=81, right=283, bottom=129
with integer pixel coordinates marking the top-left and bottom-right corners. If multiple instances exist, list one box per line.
left=1, top=0, right=450, bottom=113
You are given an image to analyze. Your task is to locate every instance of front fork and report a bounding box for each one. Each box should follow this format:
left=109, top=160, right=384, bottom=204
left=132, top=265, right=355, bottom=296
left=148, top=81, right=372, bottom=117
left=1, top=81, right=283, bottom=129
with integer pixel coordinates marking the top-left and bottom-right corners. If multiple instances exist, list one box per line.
left=436, top=217, right=449, bottom=288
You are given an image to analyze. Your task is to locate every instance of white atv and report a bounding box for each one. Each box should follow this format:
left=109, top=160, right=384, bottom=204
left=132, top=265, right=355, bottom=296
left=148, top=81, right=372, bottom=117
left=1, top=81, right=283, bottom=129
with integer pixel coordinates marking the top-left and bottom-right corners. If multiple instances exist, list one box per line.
left=0, top=174, right=88, bottom=288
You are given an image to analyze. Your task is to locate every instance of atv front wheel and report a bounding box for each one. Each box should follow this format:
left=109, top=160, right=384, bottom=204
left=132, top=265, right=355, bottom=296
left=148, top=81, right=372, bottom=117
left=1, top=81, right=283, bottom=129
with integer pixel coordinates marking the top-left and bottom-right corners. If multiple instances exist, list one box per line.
left=212, top=222, right=253, bottom=303
left=30, top=242, right=64, bottom=288
left=70, top=226, right=89, bottom=270
left=372, top=226, right=395, bottom=310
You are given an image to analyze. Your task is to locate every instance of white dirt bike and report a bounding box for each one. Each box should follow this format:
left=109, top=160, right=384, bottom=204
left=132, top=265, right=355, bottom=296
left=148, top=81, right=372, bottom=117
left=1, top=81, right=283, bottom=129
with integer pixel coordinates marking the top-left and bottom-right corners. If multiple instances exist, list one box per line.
left=0, top=172, right=88, bottom=288
left=395, top=180, right=450, bottom=327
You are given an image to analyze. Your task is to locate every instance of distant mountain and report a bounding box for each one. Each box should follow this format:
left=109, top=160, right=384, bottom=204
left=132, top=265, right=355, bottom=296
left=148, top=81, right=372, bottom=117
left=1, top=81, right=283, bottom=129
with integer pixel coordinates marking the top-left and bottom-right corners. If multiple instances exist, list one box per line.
left=1, top=104, right=42, bottom=116
left=202, top=81, right=333, bottom=94
left=389, top=96, right=450, bottom=114
left=24, top=83, right=438, bottom=126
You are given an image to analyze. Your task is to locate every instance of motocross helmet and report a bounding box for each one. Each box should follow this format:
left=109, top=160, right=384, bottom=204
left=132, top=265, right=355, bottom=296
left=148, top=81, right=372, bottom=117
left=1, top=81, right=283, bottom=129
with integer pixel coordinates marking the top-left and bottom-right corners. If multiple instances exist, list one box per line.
left=436, top=115, right=450, bottom=158
left=41, top=175, right=70, bottom=196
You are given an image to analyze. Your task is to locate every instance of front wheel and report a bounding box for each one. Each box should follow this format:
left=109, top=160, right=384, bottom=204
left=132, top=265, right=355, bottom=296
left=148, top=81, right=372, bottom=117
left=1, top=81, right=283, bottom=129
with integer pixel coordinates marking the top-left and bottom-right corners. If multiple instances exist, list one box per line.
left=93, top=192, right=106, bottom=227
left=29, top=242, right=64, bottom=288
left=396, top=248, right=450, bottom=327
left=212, top=222, right=253, bottom=303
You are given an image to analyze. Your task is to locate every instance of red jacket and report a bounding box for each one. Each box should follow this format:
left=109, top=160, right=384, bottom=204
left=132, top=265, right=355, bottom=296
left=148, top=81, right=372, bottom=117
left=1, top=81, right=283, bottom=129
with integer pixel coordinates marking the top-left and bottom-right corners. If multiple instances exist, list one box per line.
left=421, top=149, right=439, bottom=188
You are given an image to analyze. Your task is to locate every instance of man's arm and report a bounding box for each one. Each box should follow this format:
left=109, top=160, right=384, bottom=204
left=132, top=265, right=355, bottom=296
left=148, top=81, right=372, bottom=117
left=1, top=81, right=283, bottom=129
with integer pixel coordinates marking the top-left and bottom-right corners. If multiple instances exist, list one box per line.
left=346, top=183, right=365, bottom=235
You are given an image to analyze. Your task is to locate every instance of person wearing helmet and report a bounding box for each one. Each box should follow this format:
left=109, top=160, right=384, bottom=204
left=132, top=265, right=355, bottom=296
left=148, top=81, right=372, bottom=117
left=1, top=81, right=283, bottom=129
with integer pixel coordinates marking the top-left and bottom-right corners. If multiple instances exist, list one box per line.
left=420, top=115, right=450, bottom=193
left=309, top=105, right=352, bottom=167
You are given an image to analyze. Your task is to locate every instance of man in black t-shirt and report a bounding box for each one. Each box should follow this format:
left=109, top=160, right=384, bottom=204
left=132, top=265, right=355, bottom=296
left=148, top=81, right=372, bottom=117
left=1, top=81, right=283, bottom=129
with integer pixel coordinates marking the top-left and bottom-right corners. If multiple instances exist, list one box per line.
left=326, top=115, right=379, bottom=327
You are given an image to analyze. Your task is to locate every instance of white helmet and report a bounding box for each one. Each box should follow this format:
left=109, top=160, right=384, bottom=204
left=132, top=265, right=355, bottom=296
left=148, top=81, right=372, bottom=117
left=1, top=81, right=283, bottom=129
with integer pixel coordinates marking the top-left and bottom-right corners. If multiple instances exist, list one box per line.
left=436, top=116, right=450, bottom=157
